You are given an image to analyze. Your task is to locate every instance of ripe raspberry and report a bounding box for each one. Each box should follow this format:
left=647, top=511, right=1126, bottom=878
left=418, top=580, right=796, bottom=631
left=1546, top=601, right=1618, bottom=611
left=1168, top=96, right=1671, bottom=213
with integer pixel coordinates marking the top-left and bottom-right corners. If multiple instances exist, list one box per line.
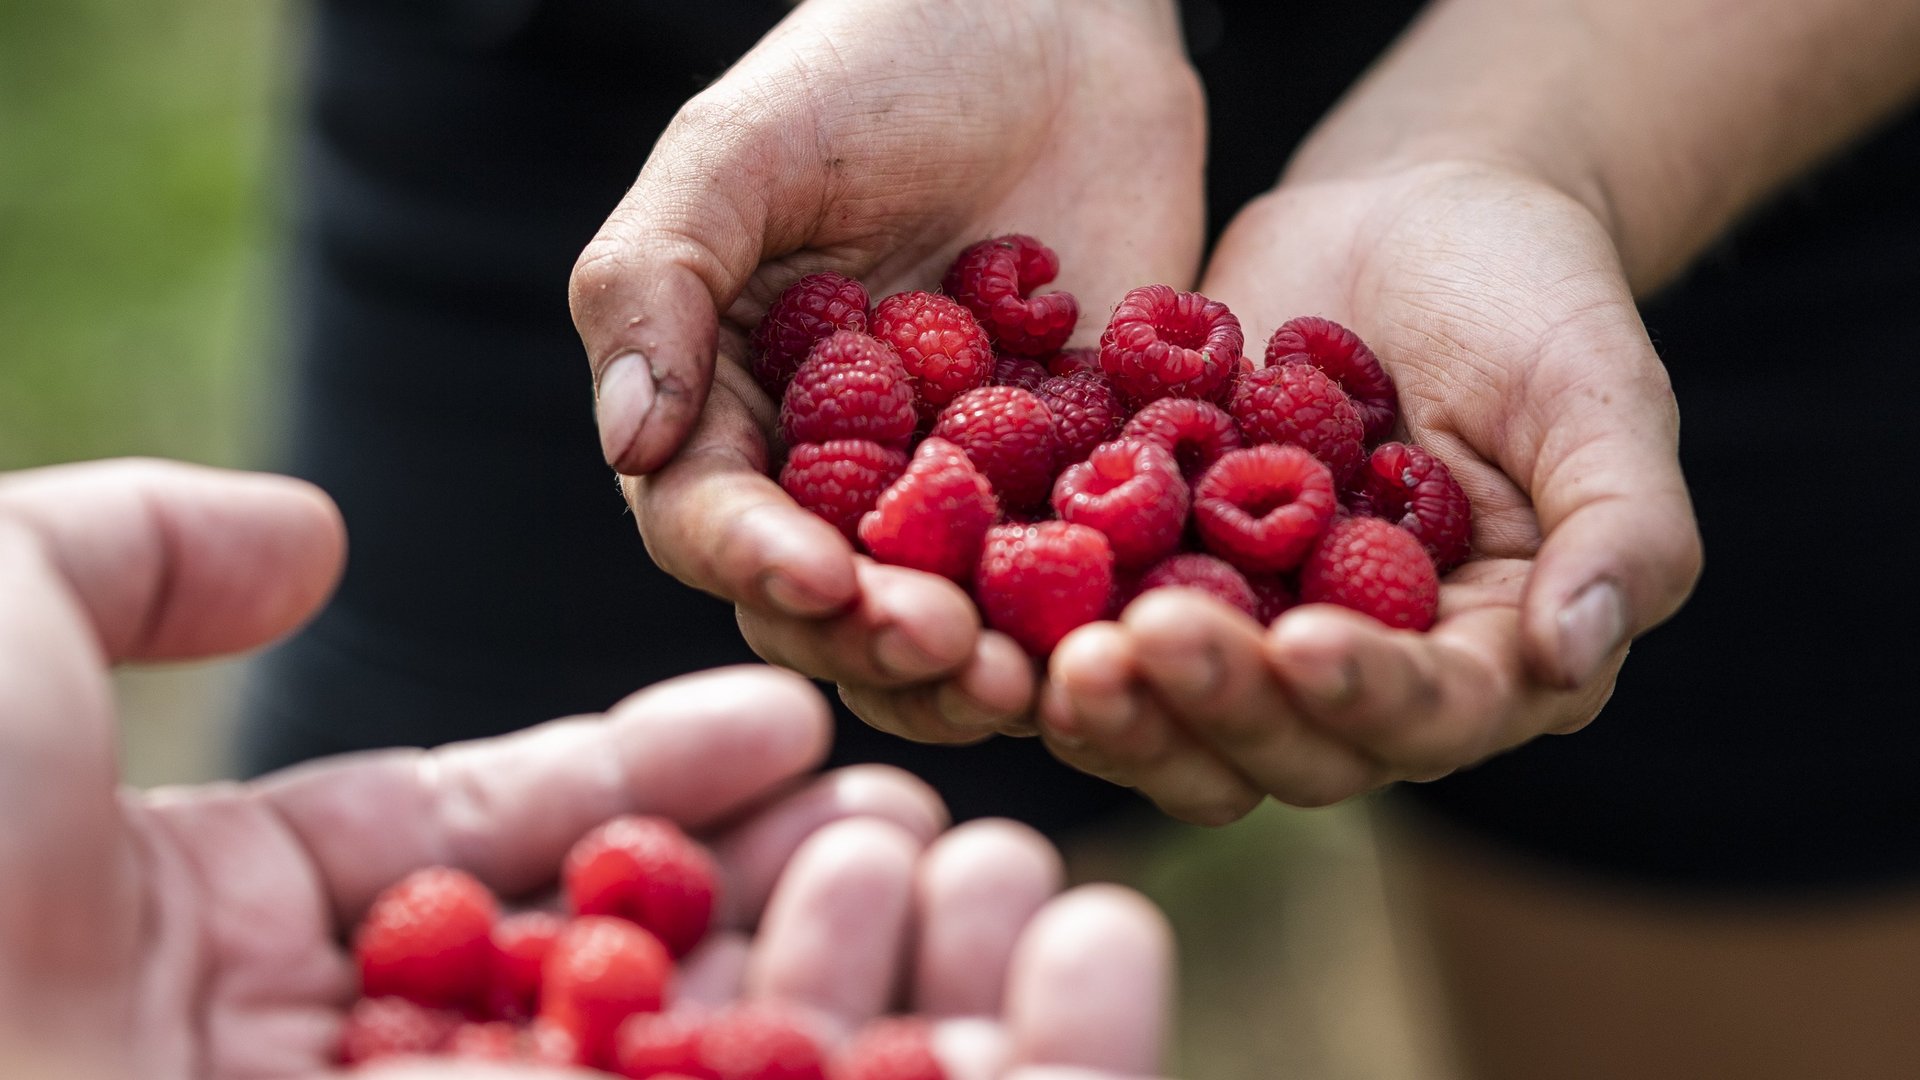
left=1249, top=574, right=1298, bottom=624
left=778, top=331, right=916, bottom=449
left=1047, top=346, right=1103, bottom=378
left=833, top=1018, right=944, bottom=1080
left=338, top=996, right=460, bottom=1065
left=991, top=351, right=1050, bottom=391
left=565, top=815, right=719, bottom=959
left=1035, top=371, right=1124, bottom=468
left=1229, top=363, right=1365, bottom=484
left=929, top=386, right=1058, bottom=510
left=751, top=272, right=870, bottom=392
left=1299, top=516, right=1440, bottom=631
left=869, top=291, right=995, bottom=416
left=488, top=910, right=565, bottom=1021
left=696, top=1004, right=827, bottom=1080
left=1098, top=284, right=1243, bottom=405
left=975, top=522, right=1115, bottom=656
left=541, top=916, right=675, bottom=1068
left=1051, top=440, right=1189, bottom=568
left=1265, top=316, right=1397, bottom=444
left=445, top=1020, right=581, bottom=1065
left=781, top=441, right=909, bottom=542
left=858, top=438, right=999, bottom=582
left=1346, top=442, right=1472, bottom=572
left=618, top=1011, right=713, bottom=1079
left=1121, top=397, right=1244, bottom=484
left=1193, top=446, right=1338, bottom=574
left=1124, top=553, right=1258, bottom=619
left=354, top=867, right=499, bottom=1010
left=942, top=234, right=1079, bottom=357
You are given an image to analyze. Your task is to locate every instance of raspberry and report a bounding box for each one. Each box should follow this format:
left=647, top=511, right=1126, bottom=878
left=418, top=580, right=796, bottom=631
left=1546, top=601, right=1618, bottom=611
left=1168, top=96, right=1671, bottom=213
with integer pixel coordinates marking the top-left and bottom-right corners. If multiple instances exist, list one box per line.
left=488, top=910, right=565, bottom=1021
left=1193, top=446, right=1338, bottom=574
left=778, top=331, right=917, bottom=449
left=1124, top=553, right=1258, bottom=619
left=541, top=916, right=675, bottom=1068
left=929, top=386, right=1058, bottom=510
left=1051, top=440, right=1189, bottom=569
left=1346, top=442, right=1472, bottom=572
left=833, top=1018, right=944, bottom=1080
left=354, top=867, right=499, bottom=1010
left=975, top=522, right=1115, bottom=656
left=781, top=441, right=910, bottom=542
left=751, top=272, right=870, bottom=392
left=1121, top=398, right=1244, bottom=484
left=696, top=1004, right=827, bottom=1080
left=1299, top=516, right=1440, bottom=631
left=565, top=815, right=719, bottom=959
left=618, top=1011, right=713, bottom=1079
left=1098, top=284, right=1243, bottom=405
left=1249, top=574, right=1298, bottom=624
left=1047, top=346, right=1103, bottom=378
left=1035, top=371, right=1125, bottom=469
left=445, top=1020, right=581, bottom=1065
left=858, top=438, right=999, bottom=582
left=869, top=291, right=995, bottom=416
left=991, top=351, right=1050, bottom=391
left=1229, top=362, right=1365, bottom=485
left=942, top=234, right=1079, bottom=357
left=1266, top=316, right=1397, bottom=444
left=338, top=996, right=460, bottom=1065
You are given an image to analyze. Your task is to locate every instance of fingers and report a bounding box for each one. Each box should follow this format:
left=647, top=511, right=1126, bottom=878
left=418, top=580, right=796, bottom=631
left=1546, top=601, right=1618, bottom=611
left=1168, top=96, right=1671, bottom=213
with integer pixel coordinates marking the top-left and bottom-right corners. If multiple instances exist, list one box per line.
left=1005, top=886, right=1174, bottom=1075
left=834, top=631, right=1036, bottom=745
left=738, top=560, right=981, bottom=689
left=912, top=820, right=1064, bottom=1017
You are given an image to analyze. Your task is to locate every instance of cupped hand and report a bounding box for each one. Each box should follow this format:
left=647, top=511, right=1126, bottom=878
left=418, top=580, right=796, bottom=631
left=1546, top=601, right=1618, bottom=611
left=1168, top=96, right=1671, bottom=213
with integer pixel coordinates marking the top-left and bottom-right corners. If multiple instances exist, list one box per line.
left=569, top=0, right=1206, bottom=744
left=1036, top=161, right=1703, bottom=822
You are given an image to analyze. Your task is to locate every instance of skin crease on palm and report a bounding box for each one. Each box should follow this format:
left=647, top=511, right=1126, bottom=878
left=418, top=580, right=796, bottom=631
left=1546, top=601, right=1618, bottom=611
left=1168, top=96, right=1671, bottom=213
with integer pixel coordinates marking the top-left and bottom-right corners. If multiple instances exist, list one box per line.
left=0, top=460, right=1173, bottom=1080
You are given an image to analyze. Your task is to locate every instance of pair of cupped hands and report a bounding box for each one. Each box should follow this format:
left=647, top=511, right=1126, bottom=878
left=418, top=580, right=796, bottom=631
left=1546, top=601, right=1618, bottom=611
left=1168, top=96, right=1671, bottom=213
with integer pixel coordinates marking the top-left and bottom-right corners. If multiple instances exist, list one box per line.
left=572, top=0, right=1705, bottom=823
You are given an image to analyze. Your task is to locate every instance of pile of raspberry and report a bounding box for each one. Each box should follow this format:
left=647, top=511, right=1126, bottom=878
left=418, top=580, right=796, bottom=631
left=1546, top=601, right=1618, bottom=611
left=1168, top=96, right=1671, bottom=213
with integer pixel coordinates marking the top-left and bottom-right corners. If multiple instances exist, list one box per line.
left=762, top=235, right=1472, bottom=656
left=341, top=814, right=943, bottom=1079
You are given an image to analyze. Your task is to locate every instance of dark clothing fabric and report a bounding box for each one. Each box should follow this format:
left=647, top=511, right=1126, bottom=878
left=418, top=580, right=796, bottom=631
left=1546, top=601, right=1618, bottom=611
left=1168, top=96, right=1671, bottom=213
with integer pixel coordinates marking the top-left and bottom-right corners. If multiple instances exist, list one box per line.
left=241, top=0, right=1920, bottom=891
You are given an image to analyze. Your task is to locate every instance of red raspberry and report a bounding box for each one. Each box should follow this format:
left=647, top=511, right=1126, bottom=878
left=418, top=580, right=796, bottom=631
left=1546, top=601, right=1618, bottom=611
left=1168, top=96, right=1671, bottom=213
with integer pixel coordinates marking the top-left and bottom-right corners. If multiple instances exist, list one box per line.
left=354, top=867, right=499, bottom=1010
left=445, top=1020, right=581, bottom=1065
left=1249, top=574, right=1298, bottom=624
left=1047, top=346, right=1103, bottom=378
left=488, top=910, right=565, bottom=1020
left=778, top=331, right=916, bottom=449
left=975, top=522, right=1115, bottom=656
left=781, top=441, right=909, bottom=541
left=1098, top=284, right=1243, bottom=405
left=540, top=916, right=675, bottom=1068
left=697, top=1004, right=827, bottom=1080
left=565, top=815, right=719, bottom=959
left=1266, top=316, right=1397, bottom=444
left=1346, top=442, right=1472, bottom=572
left=929, top=386, right=1058, bottom=510
left=991, top=351, right=1050, bottom=391
left=869, top=291, right=995, bottom=416
left=1035, top=371, right=1125, bottom=469
left=858, top=438, right=999, bottom=582
left=1121, top=397, right=1244, bottom=483
left=1193, top=446, right=1338, bottom=574
left=1228, top=363, right=1365, bottom=484
left=338, top=996, right=460, bottom=1065
left=1124, top=553, right=1258, bottom=619
left=1051, top=439, right=1189, bottom=569
left=942, top=234, right=1079, bottom=357
left=751, top=272, right=870, bottom=392
left=832, top=1018, right=944, bottom=1080
left=618, top=1011, right=714, bottom=1079
left=1299, top=516, right=1440, bottom=631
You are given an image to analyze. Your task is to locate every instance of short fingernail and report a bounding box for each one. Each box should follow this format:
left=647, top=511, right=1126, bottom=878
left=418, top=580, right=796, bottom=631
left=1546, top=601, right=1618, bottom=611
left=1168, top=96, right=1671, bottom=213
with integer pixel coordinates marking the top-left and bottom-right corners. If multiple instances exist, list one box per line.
left=760, top=569, right=845, bottom=619
left=935, top=682, right=1007, bottom=733
left=874, top=625, right=950, bottom=680
left=1557, top=580, right=1626, bottom=687
left=595, top=352, right=654, bottom=469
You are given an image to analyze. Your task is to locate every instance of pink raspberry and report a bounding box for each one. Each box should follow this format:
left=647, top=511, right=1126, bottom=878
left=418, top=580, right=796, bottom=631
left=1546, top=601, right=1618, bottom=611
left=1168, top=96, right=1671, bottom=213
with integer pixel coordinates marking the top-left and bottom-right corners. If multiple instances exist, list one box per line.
left=1051, top=439, right=1189, bottom=569
left=1347, top=441, right=1472, bottom=571
left=930, top=385, right=1058, bottom=510
left=445, top=1021, right=579, bottom=1066
left=1248, top=574, right=1297, bottom=624
left=1266, top=316, right=1397, bottom=444
left=616, top=1011, right=710, bottom=1079
left=1047, top=346, right=1102, bottom=378
left=1228, top=362, right=1365, bottom=484
left=991, top=351, right=1050, bottom=391
left=833, top=1018, right=944, bottom=1080
left=564, top=814, right=720, bottom=960
left=695, top=1004, right=826, bottom=1080
left=1121, top=397, right=1244, bottom=483
left=338, top=997, right=461, bottom=1065
left=942, top=234, right=1079, bottom=357
left=858, top=438, right=999, bottom=583
left=1123, top=553, right=1258, bottom=619
left=1193, top=445, right=1337, bottom=574
left=780, top=441, right=909, bottom=541
left=750, top=271, right=870, bottom=392
left=487, top=911, right=564, bottom=1021
left=1098, top=284, right=1243, bottom=405
left=1299, top=516, right=1440, bottom=631
left=778, top=331, right=916, bottom=449
left=869, top=291, right=995, bottom=416
left=976, top=522, right=1116, bottom=655
left=1035, top=371, right=1125, bottom=469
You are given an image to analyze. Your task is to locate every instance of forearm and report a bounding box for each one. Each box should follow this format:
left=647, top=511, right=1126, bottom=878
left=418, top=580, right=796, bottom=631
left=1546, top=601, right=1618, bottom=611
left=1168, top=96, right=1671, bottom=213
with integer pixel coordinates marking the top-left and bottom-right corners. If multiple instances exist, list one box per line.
left=1286, top=0, right=1920, bottom=291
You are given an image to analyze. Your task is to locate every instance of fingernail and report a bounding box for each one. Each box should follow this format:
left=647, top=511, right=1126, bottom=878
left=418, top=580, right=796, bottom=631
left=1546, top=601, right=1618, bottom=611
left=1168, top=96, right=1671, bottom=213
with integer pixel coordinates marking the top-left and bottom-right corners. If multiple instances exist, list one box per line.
left=595, top=352, right=654, bottom=469
left=760, top=569, right=844, bottom=618
left=1557, top=580, right=1626, bottom=687
left=935, top=683, right=1006, bottom=733
left=874, top=625, right=949, bottom=680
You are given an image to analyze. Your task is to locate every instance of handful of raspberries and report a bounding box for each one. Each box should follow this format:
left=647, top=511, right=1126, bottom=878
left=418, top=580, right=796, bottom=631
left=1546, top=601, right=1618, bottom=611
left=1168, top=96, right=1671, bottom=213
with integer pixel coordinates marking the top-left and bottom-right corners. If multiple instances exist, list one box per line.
left=763, top=235, right=1473, bottom=656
